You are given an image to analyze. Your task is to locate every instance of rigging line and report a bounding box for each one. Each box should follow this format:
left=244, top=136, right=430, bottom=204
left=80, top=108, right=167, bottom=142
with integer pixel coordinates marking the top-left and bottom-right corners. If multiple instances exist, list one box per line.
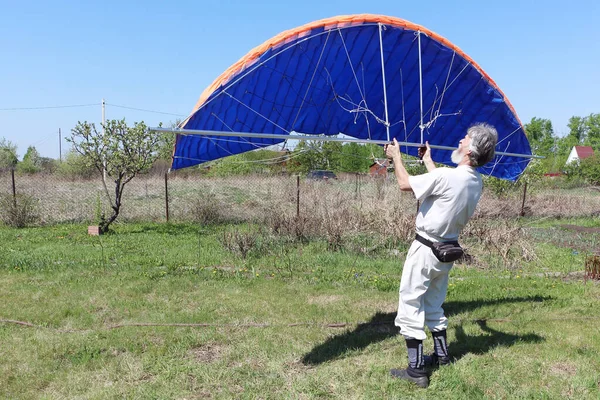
left=417, top=58, right=470, bottom=133
left=196, top=115, right=237, bottom=157
left=328, top=82, right=387, bottom=126
left=212, top=113, right=262, bottom=151
left=422, top=112, right=462, bottom=131
left=378, top=23, right=391, bottom=142
left=106, top=103, right=186, bottom=117
left=193, top=24, right=381, bottom=115
left=222, top=91, right=290, bottom=134
left=211, top=113, right=235, bottom=132
left=435, top=51, right=456, bottom=122
left=496, top=125, right=524, bottom=146
left=211, top=112, right=263, bottom=151
left=429, top=85, right=440, bottom=124
left=292, top=29, right=332, bottom=128
left=417, top=31, right=425, bottom=145
left=360, top=64, right=372, bottom=141
left=0, top=103, right=100, bottom=111
left=439, top=61, right=471, bottom=99
left=323, top=73, right=387, bottom=126
left=192, top=148, right=310, bottom=166
left=337, top=28, right=367, bottom=107
left=400, top=69, right=409, bottom=155
left=487, top=141, right=511, bottom=178
left=404, top=73, right=484, bottom=140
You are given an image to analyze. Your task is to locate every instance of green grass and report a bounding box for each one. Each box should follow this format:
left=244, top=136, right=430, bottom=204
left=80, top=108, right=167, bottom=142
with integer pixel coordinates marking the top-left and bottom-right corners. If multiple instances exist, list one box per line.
left=1, top=222, right=600, bottom=399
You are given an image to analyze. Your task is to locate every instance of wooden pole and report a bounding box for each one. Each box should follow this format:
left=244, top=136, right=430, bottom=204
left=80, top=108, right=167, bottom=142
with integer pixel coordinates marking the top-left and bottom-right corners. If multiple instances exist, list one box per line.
left=520, top=182, right=528, bottom=217
left=296, top=175, right=300, bottom=218
left=11, top=168, right=16, bottom=207
left=164, top=172, right=170, bottom=223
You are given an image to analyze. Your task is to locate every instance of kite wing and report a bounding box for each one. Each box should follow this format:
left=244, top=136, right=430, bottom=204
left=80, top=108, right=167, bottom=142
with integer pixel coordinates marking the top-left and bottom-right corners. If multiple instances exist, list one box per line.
left=172, top=14, right=531, bottom=181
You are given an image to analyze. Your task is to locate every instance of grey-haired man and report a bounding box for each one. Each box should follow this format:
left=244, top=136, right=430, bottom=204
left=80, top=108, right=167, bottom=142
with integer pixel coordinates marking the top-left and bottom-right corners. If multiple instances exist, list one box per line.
left=385, top=123, right=498, bottom=388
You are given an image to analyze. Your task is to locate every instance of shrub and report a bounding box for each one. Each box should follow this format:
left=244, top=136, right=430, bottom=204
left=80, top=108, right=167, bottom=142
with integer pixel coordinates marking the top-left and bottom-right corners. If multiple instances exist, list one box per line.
left=190, top=193, right=226, bottom=225
left=220, top=226, right=260, bottom=259
left=0, top=193, right=40, bottom=228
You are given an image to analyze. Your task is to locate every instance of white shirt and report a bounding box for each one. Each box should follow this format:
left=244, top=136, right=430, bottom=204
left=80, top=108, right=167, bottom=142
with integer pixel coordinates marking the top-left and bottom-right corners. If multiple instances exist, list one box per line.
left=408, top=165, right=482, bottom=242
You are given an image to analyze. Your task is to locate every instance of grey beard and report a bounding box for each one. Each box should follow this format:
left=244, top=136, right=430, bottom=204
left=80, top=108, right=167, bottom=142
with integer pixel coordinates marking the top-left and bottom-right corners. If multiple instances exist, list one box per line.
left=451, top=149, right=463, bottom=164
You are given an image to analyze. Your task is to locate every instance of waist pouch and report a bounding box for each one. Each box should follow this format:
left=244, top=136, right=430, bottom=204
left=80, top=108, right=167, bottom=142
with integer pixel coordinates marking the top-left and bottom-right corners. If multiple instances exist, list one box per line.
left=415, top=234, right=464, bottom=263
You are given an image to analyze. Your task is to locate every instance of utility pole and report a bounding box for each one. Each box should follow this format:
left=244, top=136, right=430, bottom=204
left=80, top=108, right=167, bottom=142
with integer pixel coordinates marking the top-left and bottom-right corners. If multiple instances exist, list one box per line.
left=58, top=128, right=62, bottom=162
left=102, top=99, right=106, bottom=181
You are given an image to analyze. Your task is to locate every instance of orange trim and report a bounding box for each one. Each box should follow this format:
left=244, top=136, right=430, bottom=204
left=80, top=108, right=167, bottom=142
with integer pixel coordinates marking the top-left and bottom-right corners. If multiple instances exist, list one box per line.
left=183, top=14, right=522, bottom=129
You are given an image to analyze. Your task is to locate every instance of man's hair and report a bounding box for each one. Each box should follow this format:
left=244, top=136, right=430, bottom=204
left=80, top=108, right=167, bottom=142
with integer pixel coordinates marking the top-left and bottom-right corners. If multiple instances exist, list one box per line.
left=467, top=123, right=498, bottom=167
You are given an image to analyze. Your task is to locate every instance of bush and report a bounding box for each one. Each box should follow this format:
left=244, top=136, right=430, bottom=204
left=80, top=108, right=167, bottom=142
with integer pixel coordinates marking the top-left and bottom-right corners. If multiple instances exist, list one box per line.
left=220, top=226, right=260, bottom=259
left=189, top=193, right=227, bottom=225
left=0, top=193, right=40, bottom=227
left=55, top=151, right=96, bottom=179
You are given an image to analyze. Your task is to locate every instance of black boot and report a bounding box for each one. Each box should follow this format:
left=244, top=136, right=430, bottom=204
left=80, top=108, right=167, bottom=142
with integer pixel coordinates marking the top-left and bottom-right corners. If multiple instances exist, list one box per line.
left=390, top=338, right=429, bottom=388
left=426, top=330, right=451, bottom=367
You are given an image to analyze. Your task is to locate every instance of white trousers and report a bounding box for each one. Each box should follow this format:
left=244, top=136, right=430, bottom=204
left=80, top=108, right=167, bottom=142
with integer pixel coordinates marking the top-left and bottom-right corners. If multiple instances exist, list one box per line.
left=394, top=240, right=453, bottom=340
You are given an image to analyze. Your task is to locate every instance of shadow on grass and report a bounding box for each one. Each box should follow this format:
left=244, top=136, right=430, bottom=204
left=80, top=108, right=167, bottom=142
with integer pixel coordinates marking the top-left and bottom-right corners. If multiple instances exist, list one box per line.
left=450, top=319, right=544, bottom=364
left=301, top=295, right=550, bottom=365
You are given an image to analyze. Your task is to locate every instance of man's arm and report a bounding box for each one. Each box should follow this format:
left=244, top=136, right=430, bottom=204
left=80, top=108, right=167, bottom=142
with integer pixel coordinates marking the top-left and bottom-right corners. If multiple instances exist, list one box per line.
left=421, top=141, right=436, bottom=172
left=385, top=139, right=412, bottom=191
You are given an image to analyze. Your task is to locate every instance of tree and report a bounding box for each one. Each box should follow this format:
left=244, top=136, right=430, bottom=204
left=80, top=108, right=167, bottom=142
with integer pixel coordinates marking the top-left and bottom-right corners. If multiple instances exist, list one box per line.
left=0, top=138, right=18, bottom=170
left=56, top=150, right=96, bottom=179
left=156, top=119, right=180, bottom=162
left=338, top=142, right=383, bottom=173
left=584, top=113, right=600, bottom=149
left=288, top=141, right=328, bottom=173
left=524, top=117, right=555, bottom=157
left=67, top=119, right=161, bottom=233
left=567, top=116, right=586, bottom=144
left=17, top=146, right=42, bottom=174
left=579, top=154, right=600, bottom=185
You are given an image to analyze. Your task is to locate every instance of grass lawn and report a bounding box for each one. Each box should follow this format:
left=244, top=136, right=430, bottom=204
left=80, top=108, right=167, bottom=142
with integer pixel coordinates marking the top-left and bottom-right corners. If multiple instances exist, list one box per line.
left=1, top=221, right=600, bottom=399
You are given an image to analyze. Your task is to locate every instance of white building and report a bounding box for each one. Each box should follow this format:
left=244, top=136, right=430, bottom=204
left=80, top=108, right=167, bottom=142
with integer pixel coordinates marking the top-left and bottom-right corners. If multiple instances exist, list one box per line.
left=566, top=146, right=594, bottom=165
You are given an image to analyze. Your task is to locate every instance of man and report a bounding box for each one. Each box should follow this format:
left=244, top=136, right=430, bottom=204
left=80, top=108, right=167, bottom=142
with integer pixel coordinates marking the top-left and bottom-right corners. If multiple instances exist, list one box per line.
left=385, top=123, right=498, bottom=388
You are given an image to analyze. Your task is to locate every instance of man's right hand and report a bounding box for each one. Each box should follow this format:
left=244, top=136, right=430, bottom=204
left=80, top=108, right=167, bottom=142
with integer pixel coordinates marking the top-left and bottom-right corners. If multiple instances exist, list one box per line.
left=385, top=138, right=401, bottom=160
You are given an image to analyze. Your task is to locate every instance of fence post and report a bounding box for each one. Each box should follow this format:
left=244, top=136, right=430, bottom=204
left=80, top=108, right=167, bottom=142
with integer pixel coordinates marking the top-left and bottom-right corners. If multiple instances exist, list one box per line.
left=296, top=175, right=300, bottom=218
left=11, top=168, right=16, bottom=207
left=164, top=172, right=170, bottom=223
left=520, top=182, right=528, bottom=217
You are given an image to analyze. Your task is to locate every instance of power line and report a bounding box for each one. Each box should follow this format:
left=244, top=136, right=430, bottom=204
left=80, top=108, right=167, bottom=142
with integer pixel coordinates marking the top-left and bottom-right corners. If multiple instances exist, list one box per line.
left=106, top=103, right=186, bottom=117
left=0, top=103, right=100, bottom=111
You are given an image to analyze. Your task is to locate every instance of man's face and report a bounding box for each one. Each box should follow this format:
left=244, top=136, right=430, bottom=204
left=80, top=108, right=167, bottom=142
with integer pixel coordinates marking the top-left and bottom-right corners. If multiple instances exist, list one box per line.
left=458, top=133, right=472, bottom=155
left=451, top=133, right=472, bottom=164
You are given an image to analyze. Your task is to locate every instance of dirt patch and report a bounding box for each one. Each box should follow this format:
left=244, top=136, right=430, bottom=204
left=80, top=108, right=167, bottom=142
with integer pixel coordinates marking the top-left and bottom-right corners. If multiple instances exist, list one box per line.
left=560, top=224, right=600, bottom=234
left=188, top=343, right=226, bottom=363
left=549, top=361, right=577, bottom=377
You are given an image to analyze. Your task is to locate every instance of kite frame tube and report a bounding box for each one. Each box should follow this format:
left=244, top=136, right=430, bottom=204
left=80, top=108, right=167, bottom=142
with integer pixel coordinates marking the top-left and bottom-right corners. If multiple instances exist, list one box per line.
left=154, top=127, right=541, bottom=159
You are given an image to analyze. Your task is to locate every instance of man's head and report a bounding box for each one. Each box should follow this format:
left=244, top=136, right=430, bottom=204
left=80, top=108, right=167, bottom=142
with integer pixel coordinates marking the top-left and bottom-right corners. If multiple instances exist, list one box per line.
left=451, top=123, right=498, bottom=167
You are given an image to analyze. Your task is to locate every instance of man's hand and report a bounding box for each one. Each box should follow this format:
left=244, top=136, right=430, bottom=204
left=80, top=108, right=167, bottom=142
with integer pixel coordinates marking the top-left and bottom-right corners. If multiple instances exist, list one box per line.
left=384, top=138, right=401, bottom=160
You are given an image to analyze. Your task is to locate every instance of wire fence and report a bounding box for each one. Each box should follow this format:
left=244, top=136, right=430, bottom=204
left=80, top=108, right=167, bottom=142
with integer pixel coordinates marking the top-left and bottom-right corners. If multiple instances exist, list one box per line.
left=1, top=169, right=599, bottom=227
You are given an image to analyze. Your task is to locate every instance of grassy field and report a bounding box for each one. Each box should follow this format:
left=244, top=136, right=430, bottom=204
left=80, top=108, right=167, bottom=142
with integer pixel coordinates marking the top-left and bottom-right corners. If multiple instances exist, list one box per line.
left=1, top=219, right=600, bottom=399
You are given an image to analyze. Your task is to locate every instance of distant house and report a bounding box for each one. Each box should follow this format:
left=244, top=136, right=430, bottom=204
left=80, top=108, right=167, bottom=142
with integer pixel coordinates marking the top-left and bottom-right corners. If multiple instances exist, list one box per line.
left=369, top=159, right=390, bottom=178
left=566, top=146, right=594, bottom=165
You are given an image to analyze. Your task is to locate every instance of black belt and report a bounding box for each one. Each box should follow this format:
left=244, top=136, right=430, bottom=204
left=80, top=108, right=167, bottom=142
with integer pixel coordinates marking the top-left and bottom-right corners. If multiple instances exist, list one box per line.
left=415, top=234, right=458, bottom=248
left=415, top=233, right=434, bottom=248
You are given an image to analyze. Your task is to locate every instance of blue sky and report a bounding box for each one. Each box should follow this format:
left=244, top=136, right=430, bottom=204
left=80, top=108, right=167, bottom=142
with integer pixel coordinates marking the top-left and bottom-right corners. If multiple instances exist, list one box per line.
left=1, top=0, right=598, bottom=159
